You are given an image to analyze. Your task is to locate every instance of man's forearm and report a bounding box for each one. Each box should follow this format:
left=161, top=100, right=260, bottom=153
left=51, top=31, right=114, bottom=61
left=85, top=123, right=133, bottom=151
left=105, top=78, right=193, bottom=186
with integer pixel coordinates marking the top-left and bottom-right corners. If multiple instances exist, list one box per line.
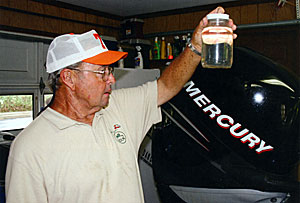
left=157, top=45, right=201, bottom=106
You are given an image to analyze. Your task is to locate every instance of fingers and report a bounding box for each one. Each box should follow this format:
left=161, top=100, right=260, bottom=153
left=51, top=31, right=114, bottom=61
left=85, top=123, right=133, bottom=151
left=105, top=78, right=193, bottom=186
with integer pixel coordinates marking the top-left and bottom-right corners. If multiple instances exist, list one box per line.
left=229, top=19, right=237, bottom=31
left=228, top=19, right=237, bottom=39
left=211, top=7, right=237, bottom=33
left=210, top=6, right=225, bottom=14
left=203, top=7, right=225, bottom=27
left=200, top=17, right=208, bottom=29
left=201, top=7, right=226, bottom=25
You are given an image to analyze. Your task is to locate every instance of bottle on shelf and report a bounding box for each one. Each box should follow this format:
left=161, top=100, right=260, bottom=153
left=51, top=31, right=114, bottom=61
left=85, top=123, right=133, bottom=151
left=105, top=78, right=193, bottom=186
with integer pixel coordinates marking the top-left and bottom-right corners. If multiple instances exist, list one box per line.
left=186, top=33, right=191, bottom=45
left=167, top=42, right=173, bottom=59
left=135, top=46, right=143, bottom=69
left=149, top=48, right=153, bottom=60
left=160, top=37, right=166, bottom=59
left=173, top=36, right=181, bottom=58
left=181, top=35, right=187, bottom=52
left=118, top=46, right=124, bottom=68
left=153, top=37, right=160, bottom=60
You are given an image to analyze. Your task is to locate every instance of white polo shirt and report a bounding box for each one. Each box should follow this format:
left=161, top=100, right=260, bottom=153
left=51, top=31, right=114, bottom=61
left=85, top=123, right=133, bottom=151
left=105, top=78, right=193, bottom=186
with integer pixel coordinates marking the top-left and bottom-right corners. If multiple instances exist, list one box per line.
left=5, top=81, right=161, bottom=203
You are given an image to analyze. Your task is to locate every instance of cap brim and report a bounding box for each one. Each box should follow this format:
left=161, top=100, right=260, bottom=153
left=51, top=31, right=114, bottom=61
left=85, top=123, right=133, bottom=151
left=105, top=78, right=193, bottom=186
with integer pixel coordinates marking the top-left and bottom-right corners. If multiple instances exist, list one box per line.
left=83, top=50, right=128, bottom=65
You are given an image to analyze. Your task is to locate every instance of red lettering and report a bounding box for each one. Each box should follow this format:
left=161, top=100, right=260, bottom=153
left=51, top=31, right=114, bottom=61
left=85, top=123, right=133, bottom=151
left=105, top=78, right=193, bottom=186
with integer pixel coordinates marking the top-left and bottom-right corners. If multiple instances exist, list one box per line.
left=230, top=123, right=249, bottom=138
left=93, top=33, right=106, bottom=49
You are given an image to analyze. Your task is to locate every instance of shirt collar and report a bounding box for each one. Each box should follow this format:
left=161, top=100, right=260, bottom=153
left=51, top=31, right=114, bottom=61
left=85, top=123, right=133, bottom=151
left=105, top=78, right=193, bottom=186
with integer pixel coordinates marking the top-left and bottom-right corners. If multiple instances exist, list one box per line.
left=41, top=107, right=102, bottom=130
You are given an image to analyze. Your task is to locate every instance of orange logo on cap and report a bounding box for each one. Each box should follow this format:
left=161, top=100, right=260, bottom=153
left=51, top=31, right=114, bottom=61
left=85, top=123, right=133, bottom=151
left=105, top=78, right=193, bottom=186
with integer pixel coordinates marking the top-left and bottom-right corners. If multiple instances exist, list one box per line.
left=93, top=33, right=106, bottom=49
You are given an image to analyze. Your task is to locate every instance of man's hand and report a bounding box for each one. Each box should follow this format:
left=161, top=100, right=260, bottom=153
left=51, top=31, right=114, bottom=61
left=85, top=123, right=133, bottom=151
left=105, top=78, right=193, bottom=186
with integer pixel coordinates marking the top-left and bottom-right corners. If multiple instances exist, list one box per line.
left=191, top=7, right=237, bottom=54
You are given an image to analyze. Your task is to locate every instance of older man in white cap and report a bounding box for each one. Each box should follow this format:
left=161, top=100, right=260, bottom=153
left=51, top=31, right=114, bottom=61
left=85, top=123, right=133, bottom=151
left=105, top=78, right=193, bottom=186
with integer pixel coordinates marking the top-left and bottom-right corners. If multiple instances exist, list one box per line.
left=5, top=7, right=236, bottom=203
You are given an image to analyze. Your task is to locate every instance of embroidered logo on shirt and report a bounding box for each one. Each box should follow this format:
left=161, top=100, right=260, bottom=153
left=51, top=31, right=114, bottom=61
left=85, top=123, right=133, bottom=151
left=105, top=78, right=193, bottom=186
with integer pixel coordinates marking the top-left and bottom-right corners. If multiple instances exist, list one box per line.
left=113, top=124, right=126, bottom=144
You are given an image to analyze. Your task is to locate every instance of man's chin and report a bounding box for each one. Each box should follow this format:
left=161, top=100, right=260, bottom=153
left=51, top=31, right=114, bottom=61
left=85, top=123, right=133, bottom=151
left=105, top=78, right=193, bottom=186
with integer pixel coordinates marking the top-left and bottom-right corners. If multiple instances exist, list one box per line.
left=101, top=100, right=110, bottom=109
left=99, top=94, right=111, bottom=109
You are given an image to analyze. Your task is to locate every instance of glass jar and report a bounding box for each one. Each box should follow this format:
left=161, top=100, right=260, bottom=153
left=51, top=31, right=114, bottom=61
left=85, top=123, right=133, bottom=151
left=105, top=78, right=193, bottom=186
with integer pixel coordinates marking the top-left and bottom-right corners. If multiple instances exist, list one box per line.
left=201, top=14, right=233, bottom=69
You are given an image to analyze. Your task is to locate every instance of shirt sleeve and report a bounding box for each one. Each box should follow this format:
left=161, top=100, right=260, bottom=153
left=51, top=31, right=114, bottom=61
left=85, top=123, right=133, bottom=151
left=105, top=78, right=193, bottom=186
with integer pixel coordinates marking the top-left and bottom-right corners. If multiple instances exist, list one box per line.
left=109, top=80, right=162, bottom=150
left=5, top=156, right=48, bottom=203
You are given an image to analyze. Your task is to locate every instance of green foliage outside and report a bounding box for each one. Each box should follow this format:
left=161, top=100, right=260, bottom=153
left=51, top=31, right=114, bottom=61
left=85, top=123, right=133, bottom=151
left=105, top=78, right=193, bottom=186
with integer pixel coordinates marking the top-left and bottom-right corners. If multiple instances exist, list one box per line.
left=0, top=95, right=32, bottom=112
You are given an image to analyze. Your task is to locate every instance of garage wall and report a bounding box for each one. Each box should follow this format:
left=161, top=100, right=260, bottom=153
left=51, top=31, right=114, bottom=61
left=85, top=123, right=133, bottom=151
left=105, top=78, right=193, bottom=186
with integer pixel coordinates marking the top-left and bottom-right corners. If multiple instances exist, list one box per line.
left=0, top=0, right=121, bottom=38
left=142, top=1, right=297, bottom=34
left=0, top=1, right=297, bottom=38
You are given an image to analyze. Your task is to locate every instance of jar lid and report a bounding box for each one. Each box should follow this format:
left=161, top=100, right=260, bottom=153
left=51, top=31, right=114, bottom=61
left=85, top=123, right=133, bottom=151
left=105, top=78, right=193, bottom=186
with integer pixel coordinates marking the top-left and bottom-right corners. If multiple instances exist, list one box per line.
left=207, top=13, right=229, bottom=20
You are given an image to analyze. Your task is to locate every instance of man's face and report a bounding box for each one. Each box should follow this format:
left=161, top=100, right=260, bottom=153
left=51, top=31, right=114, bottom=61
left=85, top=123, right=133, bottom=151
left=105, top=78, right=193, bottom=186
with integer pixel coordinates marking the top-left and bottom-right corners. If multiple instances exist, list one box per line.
left=74, top=62, right=115, bottom=111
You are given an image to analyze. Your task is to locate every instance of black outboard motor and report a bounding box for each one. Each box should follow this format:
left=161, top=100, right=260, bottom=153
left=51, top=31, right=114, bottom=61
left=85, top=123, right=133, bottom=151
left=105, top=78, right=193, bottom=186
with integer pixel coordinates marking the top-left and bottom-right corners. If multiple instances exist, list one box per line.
left=152, top=47, right=299, bottom=203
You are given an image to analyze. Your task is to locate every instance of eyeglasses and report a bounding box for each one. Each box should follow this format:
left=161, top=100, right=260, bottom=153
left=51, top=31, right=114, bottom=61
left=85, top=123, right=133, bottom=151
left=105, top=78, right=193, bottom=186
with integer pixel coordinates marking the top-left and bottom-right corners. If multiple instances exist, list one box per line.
left=67, top=66, right=114, bottom=81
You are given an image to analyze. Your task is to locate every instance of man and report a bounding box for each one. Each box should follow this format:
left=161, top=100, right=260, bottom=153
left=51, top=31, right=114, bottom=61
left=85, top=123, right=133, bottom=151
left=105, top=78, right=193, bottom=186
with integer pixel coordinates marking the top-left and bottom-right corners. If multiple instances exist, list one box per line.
left=5, top=7, right=236, bottom=203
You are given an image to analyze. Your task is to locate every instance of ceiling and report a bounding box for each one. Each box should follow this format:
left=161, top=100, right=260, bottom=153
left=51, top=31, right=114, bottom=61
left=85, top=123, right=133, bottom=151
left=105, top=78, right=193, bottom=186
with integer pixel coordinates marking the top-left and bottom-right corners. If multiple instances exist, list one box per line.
left=57, top=0, right=237, bottom=17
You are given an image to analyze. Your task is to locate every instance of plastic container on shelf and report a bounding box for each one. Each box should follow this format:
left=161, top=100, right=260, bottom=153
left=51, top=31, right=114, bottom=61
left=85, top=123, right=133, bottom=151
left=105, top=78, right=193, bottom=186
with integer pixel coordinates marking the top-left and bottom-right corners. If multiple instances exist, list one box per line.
left=135, top=46, right=143, bottom=69
left=181, top=35, right=187, bottom=52
left=153, top=37, right=161, bottom=60
left=118, top=46, right=124, bottom=68
left=173, top=36, right=181, bottom=58
left=160, top=37, right=166, bottom=59
left=167, top=42, right=173, bottom=59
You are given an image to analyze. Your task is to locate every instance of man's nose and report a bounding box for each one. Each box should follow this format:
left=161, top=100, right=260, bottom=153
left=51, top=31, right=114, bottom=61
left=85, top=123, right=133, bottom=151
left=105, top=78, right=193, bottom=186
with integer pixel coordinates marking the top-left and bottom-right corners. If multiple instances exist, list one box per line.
left=107, top=73, right=116, bottom=84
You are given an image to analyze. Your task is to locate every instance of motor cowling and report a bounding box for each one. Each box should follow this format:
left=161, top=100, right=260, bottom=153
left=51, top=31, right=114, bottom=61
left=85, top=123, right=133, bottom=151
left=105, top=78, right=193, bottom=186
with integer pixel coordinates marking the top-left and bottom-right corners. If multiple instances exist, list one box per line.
left=152, top=47, right=300, bottom=202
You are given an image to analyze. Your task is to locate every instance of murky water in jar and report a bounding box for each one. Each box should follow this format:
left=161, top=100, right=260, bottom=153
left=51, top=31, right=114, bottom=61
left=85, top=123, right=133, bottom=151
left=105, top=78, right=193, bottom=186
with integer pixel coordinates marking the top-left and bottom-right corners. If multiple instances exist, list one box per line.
left=201, top=26, right=233, bottom=68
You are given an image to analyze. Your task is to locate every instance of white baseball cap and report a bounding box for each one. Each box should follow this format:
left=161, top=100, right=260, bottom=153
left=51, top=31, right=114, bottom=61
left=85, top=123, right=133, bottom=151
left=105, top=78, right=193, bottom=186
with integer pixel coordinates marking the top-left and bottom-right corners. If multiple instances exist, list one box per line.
left=46, top=30, right=128, bottom=73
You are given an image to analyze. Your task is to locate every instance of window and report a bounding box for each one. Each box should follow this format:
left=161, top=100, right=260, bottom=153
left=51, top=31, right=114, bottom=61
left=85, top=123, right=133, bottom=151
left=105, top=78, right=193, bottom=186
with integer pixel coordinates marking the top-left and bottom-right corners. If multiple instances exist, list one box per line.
left=44, top=94, right=53, bottom=107
left=0, top=95, right=33, bottom=131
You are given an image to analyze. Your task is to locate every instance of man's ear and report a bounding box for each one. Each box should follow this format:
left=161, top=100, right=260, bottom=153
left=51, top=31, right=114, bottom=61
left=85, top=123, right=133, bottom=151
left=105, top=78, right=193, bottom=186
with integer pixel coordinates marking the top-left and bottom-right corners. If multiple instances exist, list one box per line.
left=60, top=69, right=76, bottom=91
